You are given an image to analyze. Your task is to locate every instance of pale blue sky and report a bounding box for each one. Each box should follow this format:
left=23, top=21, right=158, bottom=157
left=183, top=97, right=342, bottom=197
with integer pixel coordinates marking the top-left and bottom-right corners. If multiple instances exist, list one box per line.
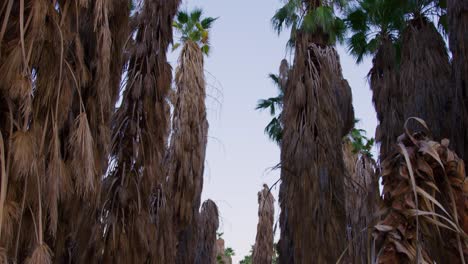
left=169, top=1, right=377, bottom=262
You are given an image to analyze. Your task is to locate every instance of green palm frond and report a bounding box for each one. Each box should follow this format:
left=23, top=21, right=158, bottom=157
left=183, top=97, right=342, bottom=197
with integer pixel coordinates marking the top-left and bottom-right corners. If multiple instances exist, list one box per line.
left=271, top=0, right=349, bottom=46
left=345, top=0, right=406, bottom=63
left=173, top=8, right=218, bottom=56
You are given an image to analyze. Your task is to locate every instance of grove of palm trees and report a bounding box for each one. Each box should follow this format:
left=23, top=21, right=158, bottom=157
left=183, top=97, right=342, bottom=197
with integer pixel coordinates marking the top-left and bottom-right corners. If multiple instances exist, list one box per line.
left=0, top=0, right=466, bottom=263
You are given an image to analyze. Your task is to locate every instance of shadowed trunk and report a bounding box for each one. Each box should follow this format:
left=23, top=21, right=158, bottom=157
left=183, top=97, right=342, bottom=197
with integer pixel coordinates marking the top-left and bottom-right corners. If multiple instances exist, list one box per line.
left=278, top=31, right=354, bottom=263
left=195, top=200, right=219, bottom=264
left=370, top=37, right=403, bottom=161
left=253, top=184, right=275, bottom=264
left=169, top=40, right=208, bottom=264
left=342, top=141, right=380, bottom=263
left=448, top=0, right=468, bottom=162
left=399, top=17, right=451, bottom=143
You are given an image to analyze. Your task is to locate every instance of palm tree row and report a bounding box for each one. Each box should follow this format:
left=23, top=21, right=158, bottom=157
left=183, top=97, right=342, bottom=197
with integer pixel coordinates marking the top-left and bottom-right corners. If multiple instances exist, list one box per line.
left=257, top=0, right=468, bottom=263
left=0, top=1, right=220, bottom=263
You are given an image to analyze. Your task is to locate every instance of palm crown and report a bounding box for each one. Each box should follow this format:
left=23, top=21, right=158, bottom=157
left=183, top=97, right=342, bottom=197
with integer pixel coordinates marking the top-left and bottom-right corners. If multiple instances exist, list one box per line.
left=173, top=8, right=218, bottom=55
left=271, top=0, right=348, bottom=46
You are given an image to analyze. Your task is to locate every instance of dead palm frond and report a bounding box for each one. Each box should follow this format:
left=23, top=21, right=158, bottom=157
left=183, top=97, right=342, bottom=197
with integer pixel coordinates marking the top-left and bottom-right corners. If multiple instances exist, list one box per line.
left=374, top=118, right=467, bottom=263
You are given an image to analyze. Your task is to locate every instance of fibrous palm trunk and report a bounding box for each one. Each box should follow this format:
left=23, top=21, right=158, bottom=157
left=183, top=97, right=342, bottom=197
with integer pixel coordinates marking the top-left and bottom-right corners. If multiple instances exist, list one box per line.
left=98, top=0, right=180, bottom=263
left=342, top=142, right=380, bottom=263
left=0, top=1, right=128, bottom=263
left=370, top=36, right=403, bottom=161
left=278, top=31, right=354, bottom=263
left=169, top=40, right=208, bottom=263
left=399, top=17, right=451, bottom=143
left=195, top=199, right=219, bottom=264
left=447, top=0, right=468, bottom=162
left=252, top=184, right=275, bottom=264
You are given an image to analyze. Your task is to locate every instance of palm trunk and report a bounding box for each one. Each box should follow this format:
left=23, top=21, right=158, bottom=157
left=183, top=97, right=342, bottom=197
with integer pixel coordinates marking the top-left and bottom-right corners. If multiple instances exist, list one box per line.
left=370, top=36, right=403, bottom=161
left=278, top=31, right=353, bottom=262
left=169, top=40, right=208, bottom=264
left=99, top=0, right=180, bottom=263
left=447, top=0, right=468, bottom=162
left=399, top=17, right=451, bottom=142
left=252, top=184, right=275, bottom=264
left=342, top=141, right=379, bottom=263
left=195, top=200, right=219, bottom=264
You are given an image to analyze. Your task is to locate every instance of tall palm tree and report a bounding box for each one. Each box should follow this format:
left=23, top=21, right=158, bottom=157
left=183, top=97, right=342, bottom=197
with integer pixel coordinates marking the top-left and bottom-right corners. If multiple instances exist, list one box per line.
left=447, top=0, right=468, bottom=162
left=0, top=1, right=129, bottom=263
left=342, top=140, right=379, bottom=263
left=195, top=199, right=219, bottom=264
left=346, top=0, right=406, bottom=161
left=98, top=0, right=180, bottom=263
left=169, top=8, right=216, bottom=264
left=272, top=1, right=355, bottom=262
left=252, top=184, right=275, bottom=264
left=399, top=0, right=451, bottom=140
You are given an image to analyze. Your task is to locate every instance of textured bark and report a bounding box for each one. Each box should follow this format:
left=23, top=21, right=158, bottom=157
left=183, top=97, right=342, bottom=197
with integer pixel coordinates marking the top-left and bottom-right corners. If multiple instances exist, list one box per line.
left=253, top=185, right=275, bottom=264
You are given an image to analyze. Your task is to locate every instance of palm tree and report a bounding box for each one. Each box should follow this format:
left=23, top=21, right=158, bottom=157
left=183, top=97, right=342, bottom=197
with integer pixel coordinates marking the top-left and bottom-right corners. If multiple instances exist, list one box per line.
left=195, top=200, right=219, bottom=264
left=0, top=1, right=130, bottom=263
left=346, top=0, right=406, bottom=161
left=98, top=0, right=181, bottom=263
left=168, top=8, right=216, bottom=264
left=252, top=184, right=275, bottom=264
left=272, top=1, right=355, bottom=262
left=447, top=0, right=468, bottom=162
left=342, top=139, right=379, bottom=263
left=398, top=0, right=451, bottom=140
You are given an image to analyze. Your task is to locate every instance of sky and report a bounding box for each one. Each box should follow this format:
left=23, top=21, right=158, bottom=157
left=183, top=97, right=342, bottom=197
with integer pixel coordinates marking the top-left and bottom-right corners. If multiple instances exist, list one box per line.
left=168, top=1, right=377, bottom=262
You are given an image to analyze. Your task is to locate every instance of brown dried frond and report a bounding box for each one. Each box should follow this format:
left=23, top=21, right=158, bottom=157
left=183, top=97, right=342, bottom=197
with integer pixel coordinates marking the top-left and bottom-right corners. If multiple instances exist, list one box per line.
left=374, top=119, right=468, bottom=263
left=11, top=131, right=37, bottom=180
left=0, top=200, right=20, bottom=247
left=69, top=113, right=96, bottom=199
left=25, top=244, right=52, bottom=264
left=99, top=0, right=180, bottom=262
left=253, top=184, right=275, bottom=264
left=195, top=199, right=219, bottom=264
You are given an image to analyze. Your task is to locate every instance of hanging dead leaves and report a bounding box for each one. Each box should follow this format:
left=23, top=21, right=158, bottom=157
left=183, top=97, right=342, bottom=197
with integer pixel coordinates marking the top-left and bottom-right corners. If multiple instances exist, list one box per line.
left=374, top=118, right=468, bottom=263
